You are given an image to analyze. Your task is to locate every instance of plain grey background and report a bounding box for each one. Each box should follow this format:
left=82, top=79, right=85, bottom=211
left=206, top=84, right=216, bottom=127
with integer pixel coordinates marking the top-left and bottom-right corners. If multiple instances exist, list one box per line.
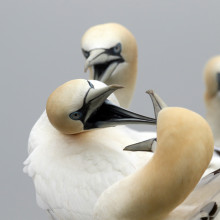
left=1, top=0, right=220, bottom=219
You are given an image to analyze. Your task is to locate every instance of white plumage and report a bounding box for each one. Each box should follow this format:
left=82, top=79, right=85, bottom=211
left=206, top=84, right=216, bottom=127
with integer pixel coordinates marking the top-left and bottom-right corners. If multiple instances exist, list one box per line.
left=24, top=79, right=155, bottom=219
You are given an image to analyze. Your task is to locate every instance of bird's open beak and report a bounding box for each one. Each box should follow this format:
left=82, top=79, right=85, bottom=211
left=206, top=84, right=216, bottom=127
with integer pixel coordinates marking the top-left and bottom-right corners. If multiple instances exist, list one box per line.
left=83, top=86, right=156, bottom=130
left=124, top=90, right=167, bottom=152
left=84, top=49, right=124, bottom=82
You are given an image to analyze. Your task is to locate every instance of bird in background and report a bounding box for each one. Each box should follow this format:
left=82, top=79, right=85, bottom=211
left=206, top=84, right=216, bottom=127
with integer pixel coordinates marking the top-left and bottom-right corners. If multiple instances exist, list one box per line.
left=81, top=22, right=138, bottom=109
left=24, top=79, right=156, bottom=220
left=94, top=90, right=220, bottom=220
left=81, top=22, right=156, bottom=145
left=204, top=56, right=220, bottom=157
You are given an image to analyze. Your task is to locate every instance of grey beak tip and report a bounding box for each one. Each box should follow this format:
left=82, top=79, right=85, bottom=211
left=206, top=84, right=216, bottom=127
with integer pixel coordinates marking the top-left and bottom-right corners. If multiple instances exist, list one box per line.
left=124, top=138, right=157, bottom=152
left=146, top=89, right=154, bottom=95
left=123, top=146, right=132, bottom=151
left=110, top=84, right=124, bottom=90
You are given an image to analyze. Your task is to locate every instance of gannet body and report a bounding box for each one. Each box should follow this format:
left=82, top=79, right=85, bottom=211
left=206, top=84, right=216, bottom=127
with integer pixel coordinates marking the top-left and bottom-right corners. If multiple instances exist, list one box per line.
left=24, top=79, right=156, bottom=219
left=81, top=23, right=137, bottom=109
left=94, top=92, right=215, bottom=220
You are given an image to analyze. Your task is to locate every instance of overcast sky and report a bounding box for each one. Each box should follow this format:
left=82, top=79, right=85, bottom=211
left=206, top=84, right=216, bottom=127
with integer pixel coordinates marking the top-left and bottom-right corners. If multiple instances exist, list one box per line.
left=1, top=1, right=220, bottom=219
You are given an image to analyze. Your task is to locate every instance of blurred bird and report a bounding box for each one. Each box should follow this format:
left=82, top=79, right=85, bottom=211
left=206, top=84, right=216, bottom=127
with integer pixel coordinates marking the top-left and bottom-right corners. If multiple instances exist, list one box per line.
left=204, top=56, right=220, bottom=158
left=24, top=79, right=156, bottom=220
left=81, top=23, right=138, bottom=109
left=94, top=91, right=217, bottom=220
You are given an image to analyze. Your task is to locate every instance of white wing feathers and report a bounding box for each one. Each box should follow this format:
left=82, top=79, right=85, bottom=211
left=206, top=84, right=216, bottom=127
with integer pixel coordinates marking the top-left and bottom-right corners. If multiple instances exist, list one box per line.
left=24, top=111, right=155, bottom=219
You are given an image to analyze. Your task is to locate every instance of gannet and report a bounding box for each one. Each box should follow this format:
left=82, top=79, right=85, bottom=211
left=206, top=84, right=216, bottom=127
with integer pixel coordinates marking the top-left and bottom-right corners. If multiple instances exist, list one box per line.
left=94, top=91, right=215, bottom=220
left=204, top=56, right=220, bottom=151
left=24, top=79, right=156, bottom=220
left=81, top=23, right=137, bottom=108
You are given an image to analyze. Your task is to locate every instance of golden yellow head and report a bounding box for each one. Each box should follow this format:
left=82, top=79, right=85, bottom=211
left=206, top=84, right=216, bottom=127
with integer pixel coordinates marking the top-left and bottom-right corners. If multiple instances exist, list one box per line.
left=46, top=79, right=89, bottom=134
left=81, top=23, right=137, bottom=64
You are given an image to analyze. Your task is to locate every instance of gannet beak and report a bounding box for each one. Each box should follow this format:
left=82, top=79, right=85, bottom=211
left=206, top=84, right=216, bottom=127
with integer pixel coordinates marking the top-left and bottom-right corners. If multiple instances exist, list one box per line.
left=217, top=73, right=220, bottom=91
left=83, top=84, right=123, bottom=123
left=124, top=138, right=157, bottom=152
left=84, top=49, right=124, bottom=82
left=84, top=49, right=106, bottom=72
left=124, top=90, right=167, bottom=152
left=146, top=90, right=167, bottom=118
left=83, top=86, right=156, bottom=130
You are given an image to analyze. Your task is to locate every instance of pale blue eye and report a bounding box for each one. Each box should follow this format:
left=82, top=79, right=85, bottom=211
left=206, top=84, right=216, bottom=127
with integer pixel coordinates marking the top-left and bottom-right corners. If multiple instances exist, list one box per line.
left=69, top=111, right=82, bottom=120
left=113, top=43, right=122, bottom=54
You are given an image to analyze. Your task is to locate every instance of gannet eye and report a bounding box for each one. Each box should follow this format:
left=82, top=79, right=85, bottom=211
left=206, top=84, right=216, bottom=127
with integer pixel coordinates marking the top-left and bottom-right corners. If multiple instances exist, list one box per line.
left=69, top=111, right=82, bottom=120
left=113, top=43, right=122, bottom=54
left=82, top=49, right=90, bottom=58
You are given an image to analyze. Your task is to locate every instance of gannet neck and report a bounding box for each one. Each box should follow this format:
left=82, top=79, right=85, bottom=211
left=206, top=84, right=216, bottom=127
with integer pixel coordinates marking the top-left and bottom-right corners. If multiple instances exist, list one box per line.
left=204, top=55, right=220, bottom=100
left=94, top=107, right=214, bottom=220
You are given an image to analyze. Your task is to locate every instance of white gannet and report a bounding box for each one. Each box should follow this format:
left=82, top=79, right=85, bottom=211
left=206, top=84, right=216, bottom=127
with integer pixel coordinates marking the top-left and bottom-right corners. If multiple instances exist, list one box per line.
left=24, top=79, right=156, bottom=220
left=81, top=23, right=138, bottom=108
left=204, top=56, right=220, bottom=155
left=94, top=91, right=215, bottom=220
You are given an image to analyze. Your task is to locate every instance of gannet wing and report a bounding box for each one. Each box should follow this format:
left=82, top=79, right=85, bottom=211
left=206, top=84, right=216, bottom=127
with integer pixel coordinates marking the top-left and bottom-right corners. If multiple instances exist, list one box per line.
left=168, top=169, right=220, bottom=220
left=24, top=147, right=134, bottom=220
left=24, top=121, right=138, bottom=219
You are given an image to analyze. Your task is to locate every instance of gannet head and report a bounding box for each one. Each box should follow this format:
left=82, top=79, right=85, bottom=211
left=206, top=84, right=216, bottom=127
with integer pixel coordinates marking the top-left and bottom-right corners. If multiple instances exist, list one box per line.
left=46, top=79, right=156, bottom=134
left=81, top=23, right=137, bottom=82
left=204, top=55, right=220, bottom=100
left=157, top=107, right=214, bottom=162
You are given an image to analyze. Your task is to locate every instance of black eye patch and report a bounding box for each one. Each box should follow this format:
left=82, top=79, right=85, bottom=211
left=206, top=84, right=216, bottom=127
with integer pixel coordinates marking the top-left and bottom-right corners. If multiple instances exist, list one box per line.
left=82, top=49, right=90, bottom=58
left=87, top=81, right=94, bottom=88
left=107, top=43, right=122, bottom=55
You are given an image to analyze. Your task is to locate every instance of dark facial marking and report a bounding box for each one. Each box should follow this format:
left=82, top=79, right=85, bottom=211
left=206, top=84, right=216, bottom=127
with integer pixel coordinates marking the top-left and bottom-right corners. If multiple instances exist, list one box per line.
left=69, top=87, right=91, bottom=122
left=200, top=202, right=218, bottom=218
left=87, top=80, right=94, bottom=88
left=82, top=49, right=90, bottom=58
